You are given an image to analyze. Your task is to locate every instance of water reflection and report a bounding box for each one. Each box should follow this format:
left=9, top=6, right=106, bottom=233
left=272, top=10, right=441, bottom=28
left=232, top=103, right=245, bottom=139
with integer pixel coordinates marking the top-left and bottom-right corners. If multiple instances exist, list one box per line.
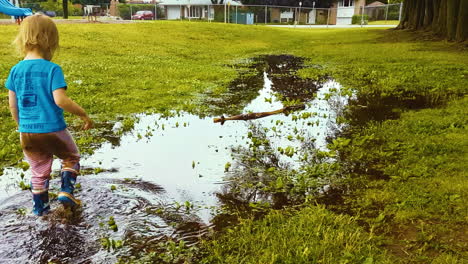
left=201, top=54, right=326, bottom=116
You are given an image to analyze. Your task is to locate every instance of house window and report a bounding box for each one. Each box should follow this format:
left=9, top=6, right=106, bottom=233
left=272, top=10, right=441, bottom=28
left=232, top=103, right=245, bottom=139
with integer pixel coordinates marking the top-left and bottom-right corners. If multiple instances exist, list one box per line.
left=189, top=6, right=202, bottom=18
left=338, top=0, right=354, bottom=7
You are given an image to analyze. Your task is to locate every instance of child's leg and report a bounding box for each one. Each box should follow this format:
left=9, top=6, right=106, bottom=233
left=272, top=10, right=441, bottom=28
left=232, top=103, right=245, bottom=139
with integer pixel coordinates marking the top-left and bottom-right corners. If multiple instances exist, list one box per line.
left=52, top=130, right=81, bottom=206
left=21, top=133, right=54, bottom=216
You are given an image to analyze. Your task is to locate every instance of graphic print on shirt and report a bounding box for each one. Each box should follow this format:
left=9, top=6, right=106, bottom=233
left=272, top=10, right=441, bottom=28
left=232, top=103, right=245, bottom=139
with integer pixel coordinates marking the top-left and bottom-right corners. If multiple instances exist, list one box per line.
left=21, top=94, right=37, bottom=107
left=16, top=72, right=45, bottom=121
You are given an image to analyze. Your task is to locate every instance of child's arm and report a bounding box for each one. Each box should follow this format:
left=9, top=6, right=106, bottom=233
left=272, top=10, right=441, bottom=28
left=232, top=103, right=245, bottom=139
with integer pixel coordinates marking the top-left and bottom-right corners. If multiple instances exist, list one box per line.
left=8, top=90, right=19, bottom=128
left=53, top=88, right=93, bottom=130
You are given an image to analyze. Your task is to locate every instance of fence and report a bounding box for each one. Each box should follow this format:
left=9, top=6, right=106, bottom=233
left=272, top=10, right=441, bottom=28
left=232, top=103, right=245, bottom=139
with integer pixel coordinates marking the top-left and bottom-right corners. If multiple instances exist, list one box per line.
left=122, top=3, right=402, bottom=26
left=7, top=1, right=401, bottom=25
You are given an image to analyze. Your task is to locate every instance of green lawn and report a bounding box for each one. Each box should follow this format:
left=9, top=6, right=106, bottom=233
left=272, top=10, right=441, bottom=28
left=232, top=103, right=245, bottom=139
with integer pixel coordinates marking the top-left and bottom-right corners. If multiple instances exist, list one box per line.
left=0, top=22, right=467, bottom=263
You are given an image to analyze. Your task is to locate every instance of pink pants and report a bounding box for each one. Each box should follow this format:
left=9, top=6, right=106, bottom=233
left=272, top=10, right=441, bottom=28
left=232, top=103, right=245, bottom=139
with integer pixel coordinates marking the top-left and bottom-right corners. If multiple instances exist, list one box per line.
left=21, top=129, right=80, bottom=194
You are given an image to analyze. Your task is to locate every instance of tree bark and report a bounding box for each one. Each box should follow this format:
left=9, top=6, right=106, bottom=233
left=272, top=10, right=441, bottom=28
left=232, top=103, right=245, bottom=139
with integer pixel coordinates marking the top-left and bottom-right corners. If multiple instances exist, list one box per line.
left=431, top=0, right=440, bottom=32
left=408, top=0, right=421, bottom=29
left=437, top=0, right=447, bottom=36
left=398, top=0, right=467, bottom=41
left=423, top=0, right=433, bottom=29
left=447, top=0, right=460, bottom=41
left=455, top=0, right=468, bottom=41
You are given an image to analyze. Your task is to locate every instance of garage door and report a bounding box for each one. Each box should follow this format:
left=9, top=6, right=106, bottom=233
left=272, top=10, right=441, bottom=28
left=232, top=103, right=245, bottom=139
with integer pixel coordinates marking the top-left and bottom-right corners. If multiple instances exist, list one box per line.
left=167, top=6, right=180, bottom=20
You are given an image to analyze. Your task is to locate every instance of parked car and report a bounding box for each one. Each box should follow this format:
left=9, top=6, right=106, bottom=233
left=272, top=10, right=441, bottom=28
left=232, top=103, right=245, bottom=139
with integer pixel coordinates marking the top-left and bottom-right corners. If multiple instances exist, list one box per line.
left=132, top=11, right=154, bottom=20
left=44, top=11, right=56, bottom=17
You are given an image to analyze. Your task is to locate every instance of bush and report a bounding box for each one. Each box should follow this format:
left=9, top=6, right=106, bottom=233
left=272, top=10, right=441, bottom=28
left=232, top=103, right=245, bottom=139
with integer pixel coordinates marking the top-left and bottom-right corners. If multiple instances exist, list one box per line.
left=352, top=14, right=369, bottom=25
left=32, top=0, right=83, bottom=17
left=387, top=10, right=399, bottom=20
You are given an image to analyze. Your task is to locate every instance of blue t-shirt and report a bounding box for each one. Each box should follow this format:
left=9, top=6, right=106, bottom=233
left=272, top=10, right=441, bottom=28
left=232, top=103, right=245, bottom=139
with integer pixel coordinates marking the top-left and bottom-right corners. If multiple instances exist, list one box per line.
left=5, top=59, right=67, bottom=133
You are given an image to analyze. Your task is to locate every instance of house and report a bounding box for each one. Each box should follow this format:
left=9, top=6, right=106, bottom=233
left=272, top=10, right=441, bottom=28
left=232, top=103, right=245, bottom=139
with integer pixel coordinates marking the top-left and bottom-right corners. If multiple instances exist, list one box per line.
left=367, top=1, right=386, bottom=6
left=366, top=1, right=386, bottom=20
left=159, top=0, right=242, bottom=20
left=270, top=8, right=317, bottom=24
left=269, top=0, right=365, bottom=25
left=330, top=0, right=365, bottom=25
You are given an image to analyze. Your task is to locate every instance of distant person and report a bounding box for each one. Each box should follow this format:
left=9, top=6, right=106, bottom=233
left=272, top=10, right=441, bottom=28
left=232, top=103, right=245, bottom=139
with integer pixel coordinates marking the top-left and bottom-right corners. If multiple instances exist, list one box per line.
left=5, top=14, right=93, bottom=216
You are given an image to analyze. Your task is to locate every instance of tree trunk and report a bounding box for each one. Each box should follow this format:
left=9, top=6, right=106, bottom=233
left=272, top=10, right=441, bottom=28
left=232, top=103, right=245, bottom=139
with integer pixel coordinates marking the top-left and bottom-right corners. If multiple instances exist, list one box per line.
left=423, top=0, right=433, bottom=29
left=437, top=0, right=447, bottom=36
left=447, top=0, right=460, bottom=41
left=417, top=0, right=426, bottom=29
left=63, top=0, right=69, bottom=19
left=398, top=0, right=467, bottom=41
left=396, top=0, right=410, bottom=29
left=431, top=0, right=440, bottom=32
left=455, top=0, right=468, bottom=41
left=408, top=0, right=421, bottom=29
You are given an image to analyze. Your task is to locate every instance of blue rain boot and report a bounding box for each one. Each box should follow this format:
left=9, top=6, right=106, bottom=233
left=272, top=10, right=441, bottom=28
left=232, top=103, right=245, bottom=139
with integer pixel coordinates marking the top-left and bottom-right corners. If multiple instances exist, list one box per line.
left=32, top=180, right=50, bottom=216
left=58, top=169, right=81, bottom=207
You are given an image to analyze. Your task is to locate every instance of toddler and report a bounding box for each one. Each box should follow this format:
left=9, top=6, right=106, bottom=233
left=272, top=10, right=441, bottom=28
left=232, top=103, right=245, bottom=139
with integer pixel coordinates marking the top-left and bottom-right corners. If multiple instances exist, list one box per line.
left=5, top=14, right=93, bottom=216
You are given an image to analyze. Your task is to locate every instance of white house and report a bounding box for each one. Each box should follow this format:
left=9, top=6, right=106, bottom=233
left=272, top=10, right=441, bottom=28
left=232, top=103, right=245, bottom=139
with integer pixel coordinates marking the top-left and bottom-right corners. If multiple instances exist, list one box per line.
left=160, top=0, right=242, bottom=20
left=332, top=0, right=365, bottom=25
left=271, top=0, right=365, bottom=25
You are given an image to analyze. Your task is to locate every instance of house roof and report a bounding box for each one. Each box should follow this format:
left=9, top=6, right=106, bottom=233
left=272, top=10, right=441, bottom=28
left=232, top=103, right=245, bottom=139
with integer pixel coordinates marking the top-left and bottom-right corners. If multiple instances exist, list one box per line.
left=366, top=1, right=386, bottom=7
left=160, top=0, right=242, bottom=6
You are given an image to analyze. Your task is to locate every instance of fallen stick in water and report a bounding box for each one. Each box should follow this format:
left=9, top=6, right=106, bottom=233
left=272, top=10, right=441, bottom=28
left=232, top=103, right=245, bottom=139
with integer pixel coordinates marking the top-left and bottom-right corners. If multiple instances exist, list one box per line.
left=213, top=104, right=306, bottom=125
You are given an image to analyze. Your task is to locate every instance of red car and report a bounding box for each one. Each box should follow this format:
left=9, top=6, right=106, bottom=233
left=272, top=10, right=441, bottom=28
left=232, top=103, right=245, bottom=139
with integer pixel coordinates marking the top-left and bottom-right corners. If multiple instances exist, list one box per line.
left=132, top=10, right=154, bottom=20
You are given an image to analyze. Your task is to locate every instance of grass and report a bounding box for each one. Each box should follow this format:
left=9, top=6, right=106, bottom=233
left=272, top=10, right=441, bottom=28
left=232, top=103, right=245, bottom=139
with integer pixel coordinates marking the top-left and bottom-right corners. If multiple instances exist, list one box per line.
left=327, top=97, right=468, bottom=262
left=201, top=206, right=393, bottom=264
left=0, top=22, right=467, bottom=263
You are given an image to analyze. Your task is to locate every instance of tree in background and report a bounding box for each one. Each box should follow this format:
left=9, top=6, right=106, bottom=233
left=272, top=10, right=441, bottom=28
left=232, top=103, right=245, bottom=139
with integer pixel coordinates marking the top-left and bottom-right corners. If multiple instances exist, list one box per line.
left=21, top=0, right=82, bottom=17
left=63, top=0, right=68, bottom=18
left=397, top=0, right=467, bottom=42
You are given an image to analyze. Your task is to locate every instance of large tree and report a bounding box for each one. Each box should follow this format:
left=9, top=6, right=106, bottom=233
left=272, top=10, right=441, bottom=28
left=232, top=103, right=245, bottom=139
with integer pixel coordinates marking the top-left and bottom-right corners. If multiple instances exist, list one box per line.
left=397, top=0, right=467, bottom=42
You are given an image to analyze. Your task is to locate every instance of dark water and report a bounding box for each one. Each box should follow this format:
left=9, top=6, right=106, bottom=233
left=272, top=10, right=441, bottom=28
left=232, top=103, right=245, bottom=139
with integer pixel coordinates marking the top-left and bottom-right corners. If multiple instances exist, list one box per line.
left=0, top=55, right=348, bottom=263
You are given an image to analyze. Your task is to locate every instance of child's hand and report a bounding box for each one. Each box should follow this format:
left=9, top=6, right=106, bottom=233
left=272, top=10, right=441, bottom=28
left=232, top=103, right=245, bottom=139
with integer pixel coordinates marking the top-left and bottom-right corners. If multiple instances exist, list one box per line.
left=80, top=115, right=93, bottom=130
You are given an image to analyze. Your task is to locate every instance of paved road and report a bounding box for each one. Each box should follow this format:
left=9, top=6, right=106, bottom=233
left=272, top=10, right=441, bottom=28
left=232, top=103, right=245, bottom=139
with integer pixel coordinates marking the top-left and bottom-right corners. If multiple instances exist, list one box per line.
left=268, top=24, right=397, bottom=28
left=0, top=18, right=135, bottom=24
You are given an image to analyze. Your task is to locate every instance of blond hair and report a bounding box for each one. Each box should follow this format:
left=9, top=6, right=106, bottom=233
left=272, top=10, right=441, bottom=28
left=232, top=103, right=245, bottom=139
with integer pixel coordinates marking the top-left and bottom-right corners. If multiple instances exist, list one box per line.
left=14, top=14, right=59, bottom=61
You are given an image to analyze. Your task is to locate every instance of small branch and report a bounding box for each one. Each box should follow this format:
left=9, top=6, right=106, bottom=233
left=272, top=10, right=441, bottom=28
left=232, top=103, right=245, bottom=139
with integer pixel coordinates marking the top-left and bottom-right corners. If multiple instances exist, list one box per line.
left=213, top=104, right=305, bottom=125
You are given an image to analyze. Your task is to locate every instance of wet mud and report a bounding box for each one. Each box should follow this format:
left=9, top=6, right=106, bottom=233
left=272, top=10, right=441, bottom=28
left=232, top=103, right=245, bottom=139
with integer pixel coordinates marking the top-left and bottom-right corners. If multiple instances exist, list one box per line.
left=0, top=176, right=200, bottom=263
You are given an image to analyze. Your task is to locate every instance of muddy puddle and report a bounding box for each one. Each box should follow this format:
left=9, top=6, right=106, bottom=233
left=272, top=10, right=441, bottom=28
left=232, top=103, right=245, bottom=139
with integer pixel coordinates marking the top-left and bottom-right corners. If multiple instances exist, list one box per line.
left=0, top=55, right=348, bottom=263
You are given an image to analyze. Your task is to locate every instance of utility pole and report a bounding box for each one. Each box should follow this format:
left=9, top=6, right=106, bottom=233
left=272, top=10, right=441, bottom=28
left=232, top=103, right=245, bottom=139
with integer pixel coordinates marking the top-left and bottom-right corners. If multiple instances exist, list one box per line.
left=398, top=2, right=403, bottom=22
left=385, top=3, right=388, bottom=21
left=298, top=1, right=302, bottom=25
left=188, top=0, right=191, bottom=21
left=360, top=5, right=364, bottom=27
